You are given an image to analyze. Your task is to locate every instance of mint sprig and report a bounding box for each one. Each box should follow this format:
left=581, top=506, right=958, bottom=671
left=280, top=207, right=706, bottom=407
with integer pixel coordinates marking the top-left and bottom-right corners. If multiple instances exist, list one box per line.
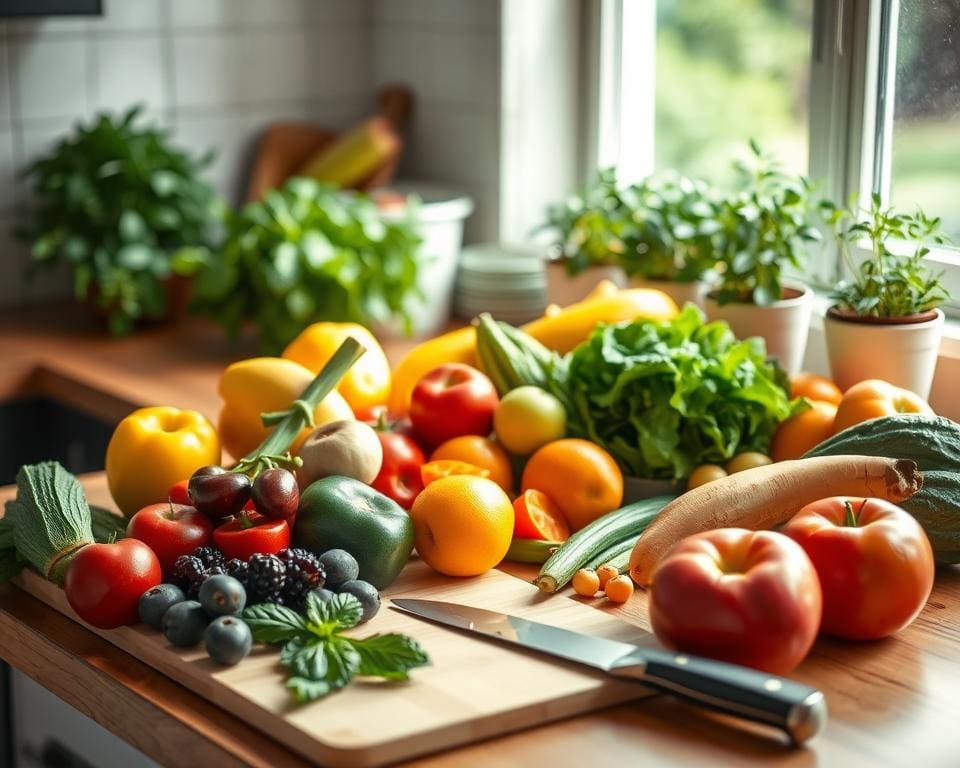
left=242, top=592, right=430, bottom=703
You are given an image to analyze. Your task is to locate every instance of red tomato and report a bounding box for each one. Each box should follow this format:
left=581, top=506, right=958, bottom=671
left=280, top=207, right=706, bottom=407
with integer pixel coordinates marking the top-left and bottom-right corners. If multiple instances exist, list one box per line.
left=64, top=539, right=162, bottom=629
left=649, top=529, right=822, bottom=675
left=213, top=512, right=290, bottom=561
left=782, top=496, right=934, bottom=640
left=167, top=480, right=191, bottom=506
left=126, top=503, right=214, bottom=575
left=409, top=364, right=499, bottom=447
left=371, top=430, right=426, bottom=509
left=513, top=490, right=570, bottom=541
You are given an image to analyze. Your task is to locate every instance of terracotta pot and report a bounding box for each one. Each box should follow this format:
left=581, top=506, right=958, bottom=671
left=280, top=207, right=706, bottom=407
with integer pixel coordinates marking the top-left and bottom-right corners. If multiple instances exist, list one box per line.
left=824, top=306, right=944, bottom=398
left=544, top=260, right=626, bottom=306
left=704, top=285, right=813, bottom=375
left=629, top=277, right=709, bottom=309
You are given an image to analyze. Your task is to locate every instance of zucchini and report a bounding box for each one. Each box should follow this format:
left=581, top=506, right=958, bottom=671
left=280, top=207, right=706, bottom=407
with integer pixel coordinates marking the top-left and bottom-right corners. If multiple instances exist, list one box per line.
left=505, top=538, right=563, bottom=564
left=804, top=414, right=960, bottom=563
left=536, top=495, right=674, bottom=592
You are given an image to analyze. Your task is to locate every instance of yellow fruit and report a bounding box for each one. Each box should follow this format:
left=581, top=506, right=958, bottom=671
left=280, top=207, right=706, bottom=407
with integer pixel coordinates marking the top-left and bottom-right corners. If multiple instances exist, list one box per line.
left=687, top=464, right=728, bottom=489
left=572, top=568, right=600, bottom=597
left=493, top=386, right=567, bottom=456
left=596, top=564, right=619, bottom=590
left=725, top=452, right=773, bottom=474
left=282, top=322, right=391, bottom=413
left=410, top=476, right=514, bottom=577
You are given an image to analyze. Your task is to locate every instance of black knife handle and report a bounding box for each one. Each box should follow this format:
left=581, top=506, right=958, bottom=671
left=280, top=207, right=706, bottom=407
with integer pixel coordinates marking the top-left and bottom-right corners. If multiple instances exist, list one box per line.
left=609, top=647, right=826, bottom=745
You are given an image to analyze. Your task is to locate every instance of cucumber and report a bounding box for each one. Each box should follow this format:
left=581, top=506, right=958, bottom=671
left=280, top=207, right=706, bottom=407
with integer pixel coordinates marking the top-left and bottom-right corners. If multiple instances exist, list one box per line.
left=536, top=495, right=674, bottom=593
left=586, top=537, right=637, bottom=571
left=505, top=538, right=563, bottom=564
left=804, top=414, right=960, bottom=563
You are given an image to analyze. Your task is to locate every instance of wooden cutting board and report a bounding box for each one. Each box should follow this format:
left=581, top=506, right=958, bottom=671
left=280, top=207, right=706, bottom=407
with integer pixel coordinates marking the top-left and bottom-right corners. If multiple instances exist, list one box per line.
left=14, top=560, right=655, bottom=767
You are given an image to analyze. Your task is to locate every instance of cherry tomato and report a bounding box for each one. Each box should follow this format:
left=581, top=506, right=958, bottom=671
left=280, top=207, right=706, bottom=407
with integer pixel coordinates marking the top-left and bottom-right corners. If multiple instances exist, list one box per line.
left=782, top=496, right=934, bottom=640
left=167, top=480, right=191, bottom=506
left=213, top=512, right=290, bottom=561
left=371, top=430, right=426, bottom=509
left=512, top=489, right=570, bottom=541
left=409, top=363, right=499, bottom=447
left=420, top=460, right=489, bottom=487
left=64, top=539, right=162, bottom=629
left=126, top=503, right=214, bottom=575
left=649, top=529, right=822, bottom=675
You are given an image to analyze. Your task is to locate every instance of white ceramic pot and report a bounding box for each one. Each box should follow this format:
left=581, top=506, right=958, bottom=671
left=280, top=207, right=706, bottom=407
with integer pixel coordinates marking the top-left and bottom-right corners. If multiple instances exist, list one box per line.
left=704, top=285, right=813, bottom=375
left=544, top=261, right=626, bottom=306
left=824, top=307, right=944, bottom=399
left=629, top=278, right=709, bottom=309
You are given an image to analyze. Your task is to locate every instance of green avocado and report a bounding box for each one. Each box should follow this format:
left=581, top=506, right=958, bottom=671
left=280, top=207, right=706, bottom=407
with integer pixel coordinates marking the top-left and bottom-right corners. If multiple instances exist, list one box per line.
left=293, top=476, right=414, bottom=589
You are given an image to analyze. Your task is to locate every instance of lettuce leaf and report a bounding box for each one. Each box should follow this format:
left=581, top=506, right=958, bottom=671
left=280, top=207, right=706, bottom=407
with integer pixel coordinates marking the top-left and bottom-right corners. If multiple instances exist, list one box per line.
left=553, top=304, right=803, bottom=479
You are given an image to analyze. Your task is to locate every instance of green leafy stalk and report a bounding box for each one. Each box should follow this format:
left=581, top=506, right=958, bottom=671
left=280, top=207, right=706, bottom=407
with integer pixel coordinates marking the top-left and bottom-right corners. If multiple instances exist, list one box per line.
left=3, top=463, right=95, bottom=585
left=243, top=592, right=430, bottom=703
left=231, top=337, right=366, bottom=474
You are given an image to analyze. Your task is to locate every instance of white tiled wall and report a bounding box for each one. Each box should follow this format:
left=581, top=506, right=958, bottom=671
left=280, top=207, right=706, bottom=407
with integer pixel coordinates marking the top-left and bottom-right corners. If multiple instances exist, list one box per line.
left=370, top=0, right=502, bottom=243
left=0, top=0, right=374, bottom=308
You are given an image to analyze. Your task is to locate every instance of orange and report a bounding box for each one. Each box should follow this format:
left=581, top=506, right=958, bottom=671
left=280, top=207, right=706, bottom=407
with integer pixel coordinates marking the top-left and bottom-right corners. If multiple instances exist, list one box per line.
left=521, top=439, right=624, bottom=531
left=282, top=322, right=391, bottom=413
left=513, top=489, right=570, bottom=541
left=790, top=372, right=843, bottom=406
left=420, top=460, right=489, bottom=487
left=430, top=435, right=514, bottom=493
left=410, top=476, right=514, bottom=577
left=770, top=400, right=838, bottom=461
left=833, top=379, right=932, bottom=435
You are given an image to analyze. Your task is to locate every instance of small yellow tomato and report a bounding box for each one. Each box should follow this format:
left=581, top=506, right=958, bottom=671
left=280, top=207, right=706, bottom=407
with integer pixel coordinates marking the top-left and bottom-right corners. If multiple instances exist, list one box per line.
left=493, top=386, right=567, bottom=456
left=726, top=452, right=773, bottom=474
left=687, top=464, right=728, bottom=489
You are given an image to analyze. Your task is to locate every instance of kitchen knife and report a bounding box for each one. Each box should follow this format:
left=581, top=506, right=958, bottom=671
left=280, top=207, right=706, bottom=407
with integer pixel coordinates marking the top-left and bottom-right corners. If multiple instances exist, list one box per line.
left=392, top=598, right=826, bottom=746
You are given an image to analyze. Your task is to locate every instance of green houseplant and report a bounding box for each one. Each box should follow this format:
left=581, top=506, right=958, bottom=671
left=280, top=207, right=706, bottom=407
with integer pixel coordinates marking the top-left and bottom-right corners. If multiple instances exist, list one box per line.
left=19, top=107, right=218, bottom=335
left=704, top=142, right=822, bottom=374
left=192, top=177, right=422, bottom=354
left=543, top=168, right=722, bottom=307
left=822, top=194, right=950, bottom=397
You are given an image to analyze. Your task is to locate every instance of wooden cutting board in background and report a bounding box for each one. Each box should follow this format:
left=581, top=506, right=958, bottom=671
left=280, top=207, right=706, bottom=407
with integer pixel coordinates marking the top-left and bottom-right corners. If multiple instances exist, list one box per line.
left=15, top=559, right=655, bottom=767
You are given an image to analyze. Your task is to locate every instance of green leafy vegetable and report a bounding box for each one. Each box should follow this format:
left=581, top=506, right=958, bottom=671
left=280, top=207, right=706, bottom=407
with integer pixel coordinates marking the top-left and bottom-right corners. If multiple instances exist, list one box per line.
left=18, top=105, right=219, bottom=335
left=243, top=592, right=430, bottom=703
left=3, top=462, right=96, bottom=585
left=553, top=305, right=803, bottom=479
left=193, top=177, right=423, bottom=353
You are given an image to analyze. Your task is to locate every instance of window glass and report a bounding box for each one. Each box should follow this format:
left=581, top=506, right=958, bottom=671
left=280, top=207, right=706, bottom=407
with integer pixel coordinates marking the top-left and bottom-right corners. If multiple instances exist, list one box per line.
left=889, top=0, right=960, bottom=241
left=653, top=0, right=813, bottom=184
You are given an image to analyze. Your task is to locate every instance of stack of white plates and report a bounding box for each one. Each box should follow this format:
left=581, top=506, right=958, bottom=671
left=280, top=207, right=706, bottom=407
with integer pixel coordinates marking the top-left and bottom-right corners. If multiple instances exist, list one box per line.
left=453, top=243, right=548, bottom=324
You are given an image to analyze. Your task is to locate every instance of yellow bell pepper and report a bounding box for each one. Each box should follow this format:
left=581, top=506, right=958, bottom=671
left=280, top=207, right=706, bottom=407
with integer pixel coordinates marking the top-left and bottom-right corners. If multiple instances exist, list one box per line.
left=106, top=406, right=221, bottom=517
left=387, top=284, right=678, bottom=414
left=218, top=357, right=353, bottom=460
left=282, top=322, right=391, bottom=414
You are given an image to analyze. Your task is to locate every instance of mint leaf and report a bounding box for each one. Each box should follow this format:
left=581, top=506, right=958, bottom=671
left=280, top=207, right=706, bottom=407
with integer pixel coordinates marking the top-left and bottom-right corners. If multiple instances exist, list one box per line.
left=351, top=633, right=431, bottom=681
left=305, top=592, right=363, bottom=636
left=242, top=603, right=308, bottom=643
left=324, top=636, right=362, bottom=689
left=280, top=638, right=328, bottom=680
left=286, top=676, right=331, bottom=703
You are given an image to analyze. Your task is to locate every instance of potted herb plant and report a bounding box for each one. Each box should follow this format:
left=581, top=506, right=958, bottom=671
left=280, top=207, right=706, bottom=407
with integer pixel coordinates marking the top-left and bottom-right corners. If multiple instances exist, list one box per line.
left=823, top=194, right=949, bottom=398
left=19, top=106, right=217, bottom=335
left=543, top=168, right=721, bottom=308
left=704, top=143, right=822, bottom=374
left=192, top=177, right=422, bottom=354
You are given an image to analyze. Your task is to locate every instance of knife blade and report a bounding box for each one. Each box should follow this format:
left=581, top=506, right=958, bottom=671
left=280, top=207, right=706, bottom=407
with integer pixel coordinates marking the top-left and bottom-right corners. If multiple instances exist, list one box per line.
left=392, top=598, right=826, bottom=746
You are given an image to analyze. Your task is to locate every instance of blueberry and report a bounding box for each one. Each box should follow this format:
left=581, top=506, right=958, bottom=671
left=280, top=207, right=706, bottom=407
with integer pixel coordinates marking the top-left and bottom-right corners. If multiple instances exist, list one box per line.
left=139, top=584, right=185, bottom=631
left=318, top=549, right=359, bottom=590
left=162, top=600, right=209, bottom=647
left=205, top=616, right=253, bottom=666
left=337, top=580, right=381, bottom=623
left=308, top=587, right=337, bottom=607
left=198, top=575, right=246, bottom=618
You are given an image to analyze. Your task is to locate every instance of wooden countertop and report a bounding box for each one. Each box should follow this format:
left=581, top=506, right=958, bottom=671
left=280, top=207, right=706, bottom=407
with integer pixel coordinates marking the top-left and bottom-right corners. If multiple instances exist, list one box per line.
left=1, top=303, right=959, bottom=767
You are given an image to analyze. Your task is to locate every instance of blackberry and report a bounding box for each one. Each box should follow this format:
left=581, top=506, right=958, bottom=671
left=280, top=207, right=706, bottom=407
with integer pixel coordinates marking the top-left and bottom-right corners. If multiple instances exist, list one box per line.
left=246, top=554, right=286, bottom=604
left=170, top=555, right=207, bottom=599
left=225, top=558, right=248, bottom=585
left=279, top=550, right=325, bottom=612
left=191, top=546, right=225, bottom=571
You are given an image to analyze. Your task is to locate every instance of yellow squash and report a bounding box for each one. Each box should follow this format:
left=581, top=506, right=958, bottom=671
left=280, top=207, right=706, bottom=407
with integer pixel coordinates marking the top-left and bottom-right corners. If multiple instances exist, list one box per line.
left=388, top=282, right=678, bottom=413
left=282, top=322, right=391, bottom=414
left=106, top=406, right=221, bottom=517
left=218, top=357, right=353, bottom=460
